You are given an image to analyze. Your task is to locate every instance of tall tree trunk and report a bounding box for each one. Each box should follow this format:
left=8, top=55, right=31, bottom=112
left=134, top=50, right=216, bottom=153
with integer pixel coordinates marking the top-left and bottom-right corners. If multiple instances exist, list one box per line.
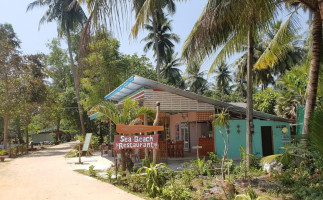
left=153, top=102, right=160, bottom=164
left=57, top=118, right=61, bottom=132
left=302, top=9, right=322, bottom=135
left=153, top=10, right=161, bottom=82
left=3, top=114, right=9, bottom=150
left=66, top=28, right=86, bottom=137
left=144, top=114, right=149, bottom=159
left=246, top=24, right=254, bottom=169
left=25, top=122, right=29, bottom=153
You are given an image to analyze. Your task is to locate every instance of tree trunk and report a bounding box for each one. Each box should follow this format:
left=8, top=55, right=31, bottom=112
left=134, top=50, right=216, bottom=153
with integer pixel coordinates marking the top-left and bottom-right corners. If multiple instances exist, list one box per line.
left=3, top=114, right=9, bottom=150
left=66, top=28, right=86, bottom=137
left=152, top=10, right=161, bottom=82
left=57, top=118, right=61, bottom=132
left=121, top=149, right=126, bottom=174
left=144, top=115, right=149, bottom=159
left=25, top=123, right=29, bottom=153
left=302, top=9, right=322, bottom=135
left=246, top=24, right=254, bottom=169
left=153, top=102, right=160, bottom=164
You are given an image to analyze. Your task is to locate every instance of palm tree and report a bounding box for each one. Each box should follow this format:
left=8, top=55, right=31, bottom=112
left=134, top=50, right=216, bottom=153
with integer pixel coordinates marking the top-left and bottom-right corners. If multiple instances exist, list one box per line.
left=132, top=0, right=176, bottom=82
left=254, top=1, right=322, bottom=136
left=141, top=15, right=180, bottom=66
left=185, top=63, right=208, bottom=95
left=214, top=63, right=232, bottom=95
left=232, top=19, right=304, bottom=90
left=27, top=0, right=87, bottom=136
left=181, top=0, right=276, bottom=168
left=161, top=50, right=185, bottom=89
left=91, top=98, right=154, bottom=172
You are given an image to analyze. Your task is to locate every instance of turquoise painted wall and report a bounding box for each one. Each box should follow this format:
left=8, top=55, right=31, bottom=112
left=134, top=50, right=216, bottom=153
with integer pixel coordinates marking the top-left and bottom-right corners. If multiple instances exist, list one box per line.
left=215, top=120, right=290, bottom=158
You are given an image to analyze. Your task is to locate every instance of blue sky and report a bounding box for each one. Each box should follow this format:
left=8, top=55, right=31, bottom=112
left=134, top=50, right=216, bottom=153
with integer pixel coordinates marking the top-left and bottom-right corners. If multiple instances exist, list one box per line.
left=0, top=1, right=205, bottom=64
left=0, top=1, right=308, bottom=77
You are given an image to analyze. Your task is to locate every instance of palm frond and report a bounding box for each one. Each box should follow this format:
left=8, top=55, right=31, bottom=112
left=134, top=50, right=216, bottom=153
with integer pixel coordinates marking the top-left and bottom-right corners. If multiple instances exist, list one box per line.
left=208, top=32, right=247, bottom=75
left=254, top=14, right=299, bottom=70
left=260, top=154, right=282, bottom=164
left=131, top=0, right=154, bottom=38
left=181, top=0, right=277, bottom=70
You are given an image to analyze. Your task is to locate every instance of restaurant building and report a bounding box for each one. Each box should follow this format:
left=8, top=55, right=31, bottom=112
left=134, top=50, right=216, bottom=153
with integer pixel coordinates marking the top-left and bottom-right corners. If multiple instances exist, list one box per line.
left=91, top=75, right=291, bottom=160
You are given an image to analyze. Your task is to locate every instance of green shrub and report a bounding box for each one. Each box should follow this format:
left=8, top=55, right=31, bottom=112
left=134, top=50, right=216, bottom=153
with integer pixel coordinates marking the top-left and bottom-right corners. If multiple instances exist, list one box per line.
left=161, top=180, right=192, bottom=200
left=0, top=149, right=7, bottom=156
left=89, top=165, right=96, bottom=177
left=124, top=172, right=146, bottom=193
left=141, top=157, right=151, bottom=167
left=106, top=171, right=113, bottom=183
left=179, top=168, right=195, bottom=188
left=65, top=149, right=79, bottom=158
left=273, top=170, right=294, bottom=186
left=208, top=152, right=221, bottom=164
left=137, top=163, right=170, bottom=197
left=76, top=135, right=84, bottom=142
left=190, top=158, right=207, bottom=176
left=91, top=135, right=101, bottom=150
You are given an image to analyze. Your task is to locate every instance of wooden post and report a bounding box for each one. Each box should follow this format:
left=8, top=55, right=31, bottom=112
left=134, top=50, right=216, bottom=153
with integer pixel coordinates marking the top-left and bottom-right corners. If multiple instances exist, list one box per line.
left=109, top=120, right=112, bottom=144
left=153, top=102, right=160, bottom=164
left=76, top=143, right=83, bottom=164
left=196, top=120, right=199, bottom=159
left=144, top=114, right=148, bottom=159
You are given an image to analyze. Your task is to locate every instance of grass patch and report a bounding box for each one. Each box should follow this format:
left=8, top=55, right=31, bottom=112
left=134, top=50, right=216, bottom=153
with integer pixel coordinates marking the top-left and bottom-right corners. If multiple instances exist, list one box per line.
left=65, top=149, right=78, bottom=158
left=74, top=169, right=152, bottom=200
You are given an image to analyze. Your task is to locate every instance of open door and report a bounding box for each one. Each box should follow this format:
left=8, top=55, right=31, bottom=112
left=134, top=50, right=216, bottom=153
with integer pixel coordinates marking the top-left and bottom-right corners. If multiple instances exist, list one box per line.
left=181, top=122, right=190, bottom=152
left=261, top=126, right=274, bottom=156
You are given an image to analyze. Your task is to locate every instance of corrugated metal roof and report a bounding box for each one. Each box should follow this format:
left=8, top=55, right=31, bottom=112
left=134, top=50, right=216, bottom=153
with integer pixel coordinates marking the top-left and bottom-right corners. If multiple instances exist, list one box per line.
left=104, top=75, right=289, bottom=122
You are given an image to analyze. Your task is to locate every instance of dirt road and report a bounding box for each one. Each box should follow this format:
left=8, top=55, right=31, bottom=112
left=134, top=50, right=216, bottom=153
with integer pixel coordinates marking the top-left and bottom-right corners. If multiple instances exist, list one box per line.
left=0, top=142, right=142, bottom=200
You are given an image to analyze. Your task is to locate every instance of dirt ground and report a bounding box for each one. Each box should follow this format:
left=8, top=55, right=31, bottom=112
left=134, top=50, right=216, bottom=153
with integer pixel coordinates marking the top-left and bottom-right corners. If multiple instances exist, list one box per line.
left=0, top=141, right=142, bottom=200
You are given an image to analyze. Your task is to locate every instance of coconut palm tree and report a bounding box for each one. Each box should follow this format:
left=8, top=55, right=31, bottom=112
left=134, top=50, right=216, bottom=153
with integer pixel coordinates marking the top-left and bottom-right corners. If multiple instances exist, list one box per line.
left=161, top=50, right=185, bottom=89
left=132, top=0, right=176, bottom=82
left=254, top=0, right=322, bottom=136
left=214, top=63, right=232, bottom=95
left=27, top=0, right=87, bottom=136
left=181, top=0, right=276, bottom=168
left=185, top=63, right=208, bottom=95
left=141, top=15, right=180, bottom=66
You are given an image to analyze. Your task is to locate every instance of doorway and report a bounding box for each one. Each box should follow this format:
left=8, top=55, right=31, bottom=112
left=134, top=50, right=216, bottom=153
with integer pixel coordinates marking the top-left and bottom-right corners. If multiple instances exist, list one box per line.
left=181, top=122, right=190, bottom=152
left=261, top=126, right=274, bottom=156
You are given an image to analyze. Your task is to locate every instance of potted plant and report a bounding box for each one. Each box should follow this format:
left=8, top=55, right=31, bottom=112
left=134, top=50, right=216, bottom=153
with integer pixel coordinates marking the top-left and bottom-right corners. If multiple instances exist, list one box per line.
left=0, top=149, right=7, bottom=162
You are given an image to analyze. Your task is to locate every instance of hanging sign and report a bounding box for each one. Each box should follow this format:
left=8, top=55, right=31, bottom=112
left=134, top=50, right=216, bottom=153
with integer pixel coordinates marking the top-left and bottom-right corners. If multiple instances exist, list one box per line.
left=114, top=135, right=159, bottom=150
left=116, top=124, right=164, bottom=134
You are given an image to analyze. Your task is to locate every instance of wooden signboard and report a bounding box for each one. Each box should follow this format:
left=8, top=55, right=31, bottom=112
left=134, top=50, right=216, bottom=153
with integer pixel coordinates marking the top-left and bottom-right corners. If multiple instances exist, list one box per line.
left=116, top=124, right=164, bottom=134
left=114, top=135, right=159, bottom=150
left=82, top=133, right=92, bottom=152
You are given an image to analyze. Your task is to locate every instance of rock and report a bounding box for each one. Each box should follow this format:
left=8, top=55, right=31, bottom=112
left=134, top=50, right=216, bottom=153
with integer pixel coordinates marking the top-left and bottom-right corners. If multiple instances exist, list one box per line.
left=262, top=160, right=283, bottom=173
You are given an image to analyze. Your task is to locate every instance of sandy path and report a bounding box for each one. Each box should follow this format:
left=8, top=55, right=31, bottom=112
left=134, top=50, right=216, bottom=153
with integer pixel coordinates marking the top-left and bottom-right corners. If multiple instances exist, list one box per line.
left=0, top=142, right=142, bottom=200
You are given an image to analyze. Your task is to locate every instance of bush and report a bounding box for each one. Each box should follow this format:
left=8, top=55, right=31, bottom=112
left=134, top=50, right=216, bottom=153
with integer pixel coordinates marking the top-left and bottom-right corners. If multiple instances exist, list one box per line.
left=124, top=172, right=146, bottom=193
left=161, top=180, right=192, bottom=200
left=91, top=135, right=101, bottom=150
left=137, top=163, right=172, bottom=197
left=179, top=168, right=195, bottom=188
left=76, top=135, right=84, bottom=142
left=106, top=171, right=113, bottom=183
left=190, top=158, right=207, bottom=176
left=0, top=149, right=7, bottom=156
left=89, top=165, right=96, bottom=177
